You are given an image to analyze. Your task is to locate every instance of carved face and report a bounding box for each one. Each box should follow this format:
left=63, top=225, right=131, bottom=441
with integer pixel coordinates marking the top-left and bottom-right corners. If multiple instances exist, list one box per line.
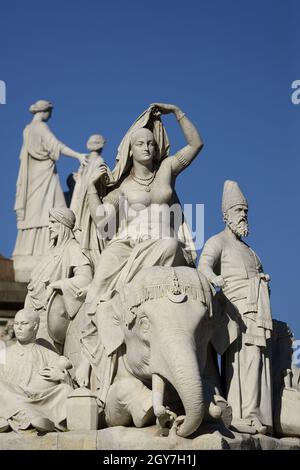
left=49, top=215, right=60, bottom=244
left=87, top=134, right=105, bottom=152
left=41, top=109, right=52, bottom=122
left=130, top=128, right=156, bottom=165
left=224, top=204, right=249, bottom=237
left=14, top=311, right=38, bottom=343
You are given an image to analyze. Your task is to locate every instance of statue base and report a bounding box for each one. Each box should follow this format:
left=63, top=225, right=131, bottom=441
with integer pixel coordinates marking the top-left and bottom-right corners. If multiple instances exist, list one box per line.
left=0, top=425, right=299, bottom=450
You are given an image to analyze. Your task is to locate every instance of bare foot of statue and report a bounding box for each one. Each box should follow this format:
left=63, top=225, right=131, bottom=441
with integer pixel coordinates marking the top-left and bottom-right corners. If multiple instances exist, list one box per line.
left=251, top=416, right=267, bottom=434
left=230, top=417, right=267, bottom=435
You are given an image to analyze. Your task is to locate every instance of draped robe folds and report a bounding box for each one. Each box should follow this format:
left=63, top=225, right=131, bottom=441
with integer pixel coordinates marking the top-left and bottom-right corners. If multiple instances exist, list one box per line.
left=13, top=121, right=67, bottom=278
left=198, top=227, right=273, bottom=431
left=0, top=342, right=73, bottom=432
left=25, top=236, right=92, bottom=354
left=80, top=107, right=198, bottom=404
left=70, top=154, right=112, bottom=271
left=81, top=203, right=196, bottom=405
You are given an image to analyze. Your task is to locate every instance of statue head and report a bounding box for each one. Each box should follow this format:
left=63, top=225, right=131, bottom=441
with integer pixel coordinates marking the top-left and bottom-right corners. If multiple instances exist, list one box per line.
left=129, top=128, right=157, bottom=166
left=87, top=134, right=106, bottom=153
left=224, top=204, right=249, bottom=238
left=14, top=309, right=40, bottom=344
left=222, top=180, right=249, bottom=238
left=5, top=320, right=14, bottom=340
left=49, top=208, right=76, bottom=247
left=29, top=100, right=53, bottom=122
left=111, top=107, right=169, bottom=183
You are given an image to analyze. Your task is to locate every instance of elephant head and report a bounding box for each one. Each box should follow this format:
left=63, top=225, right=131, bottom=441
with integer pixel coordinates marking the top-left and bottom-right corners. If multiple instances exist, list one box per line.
left=99, top=266, right=215, bottom=438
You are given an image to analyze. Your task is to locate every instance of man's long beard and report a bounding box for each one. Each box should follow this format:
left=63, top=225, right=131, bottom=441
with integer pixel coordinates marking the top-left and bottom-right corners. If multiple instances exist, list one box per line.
left=49, top=225, right=73, bottom=250
left=49, top=234, right=58, bottom=249
left=227, top=219, right=249, bottom=238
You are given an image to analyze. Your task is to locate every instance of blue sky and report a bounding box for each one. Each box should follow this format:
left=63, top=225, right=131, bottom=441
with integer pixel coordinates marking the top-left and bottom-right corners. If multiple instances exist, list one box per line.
left=0, top=0, right=299, bottom=338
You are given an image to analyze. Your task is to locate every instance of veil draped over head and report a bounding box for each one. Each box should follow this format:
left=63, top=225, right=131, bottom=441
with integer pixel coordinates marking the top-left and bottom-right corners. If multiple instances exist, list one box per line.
left=100, top=106, right=197, bottom=265
left=110, top=106, right=170, bottom=185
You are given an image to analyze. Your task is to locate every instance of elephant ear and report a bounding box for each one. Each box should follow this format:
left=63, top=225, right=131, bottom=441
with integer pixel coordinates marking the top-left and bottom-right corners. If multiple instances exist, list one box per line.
left=97, top=297, right=125, bottom=356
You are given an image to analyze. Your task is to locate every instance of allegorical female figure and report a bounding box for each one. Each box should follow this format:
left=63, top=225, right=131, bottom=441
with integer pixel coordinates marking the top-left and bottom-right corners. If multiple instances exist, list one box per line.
left=13, top=100, right=87, bottom=282
left=75, top=103, right=204, bottom=402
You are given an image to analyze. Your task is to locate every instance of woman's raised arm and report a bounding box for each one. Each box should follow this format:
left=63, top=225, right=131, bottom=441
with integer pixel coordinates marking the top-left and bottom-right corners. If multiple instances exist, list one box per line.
left=150, top=102, right=203, bottom=175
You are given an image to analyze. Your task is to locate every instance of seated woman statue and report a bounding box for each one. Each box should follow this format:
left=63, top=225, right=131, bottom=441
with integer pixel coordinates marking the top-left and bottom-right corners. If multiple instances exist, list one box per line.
left=76, top=103, right=204, bottom=403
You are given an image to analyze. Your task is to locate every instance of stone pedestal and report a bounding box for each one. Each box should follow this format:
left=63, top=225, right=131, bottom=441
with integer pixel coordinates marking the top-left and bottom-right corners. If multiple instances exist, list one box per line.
left=0, top=426, right=299, bottom=450
left=67, top=388, right=99, bottom=431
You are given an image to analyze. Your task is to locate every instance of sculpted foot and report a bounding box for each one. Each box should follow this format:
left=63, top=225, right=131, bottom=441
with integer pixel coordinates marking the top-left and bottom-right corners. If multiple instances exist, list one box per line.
left=230, top=417, right=267, bottom=435
left=251, top=417, right=267, bottom=435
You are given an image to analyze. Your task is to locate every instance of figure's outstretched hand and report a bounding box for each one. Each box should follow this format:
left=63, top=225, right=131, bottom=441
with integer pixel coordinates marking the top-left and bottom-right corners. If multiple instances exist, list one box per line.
left=149, top=103, right=179, bottom=115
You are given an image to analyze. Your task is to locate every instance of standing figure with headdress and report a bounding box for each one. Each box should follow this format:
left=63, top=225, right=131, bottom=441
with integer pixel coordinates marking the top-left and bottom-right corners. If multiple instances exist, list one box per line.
left=13, top=100, right=87, bottom=282
left=75, top=103, right=204, bottom=404
left=25, top=208, right=92, bottom=364
left=70, top=134, right=113, bottom=271
left=198, top=180, right=273, bottom=435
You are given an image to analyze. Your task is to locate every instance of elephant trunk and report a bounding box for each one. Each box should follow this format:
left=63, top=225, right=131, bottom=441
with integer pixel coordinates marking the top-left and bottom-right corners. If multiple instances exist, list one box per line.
left=152, top=337, right=205, bottom=438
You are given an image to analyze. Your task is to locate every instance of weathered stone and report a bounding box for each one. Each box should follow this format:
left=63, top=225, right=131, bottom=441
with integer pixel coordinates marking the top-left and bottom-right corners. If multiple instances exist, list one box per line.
left=95, top=425, right=300, bottom=451
left=0, top=427, right=299, bottom=450
left=96, top=426, right=227, bottom=450
left=58, top=430, right=97, bottom=450
left=0, top=431, right=58, bottom=450
left=67, top=388, right=98, bottom=431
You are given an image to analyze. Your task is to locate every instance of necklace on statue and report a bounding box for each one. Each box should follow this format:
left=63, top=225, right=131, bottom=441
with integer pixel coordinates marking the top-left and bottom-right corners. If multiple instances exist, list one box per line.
left=130, top=170, right=156, bottom=192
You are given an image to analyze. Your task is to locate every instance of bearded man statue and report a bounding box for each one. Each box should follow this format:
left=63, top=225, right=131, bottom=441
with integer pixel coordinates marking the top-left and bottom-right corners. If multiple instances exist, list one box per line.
left=25, top=208, right=92, bottom=357
left=198, top=180, right=273, bottom=435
